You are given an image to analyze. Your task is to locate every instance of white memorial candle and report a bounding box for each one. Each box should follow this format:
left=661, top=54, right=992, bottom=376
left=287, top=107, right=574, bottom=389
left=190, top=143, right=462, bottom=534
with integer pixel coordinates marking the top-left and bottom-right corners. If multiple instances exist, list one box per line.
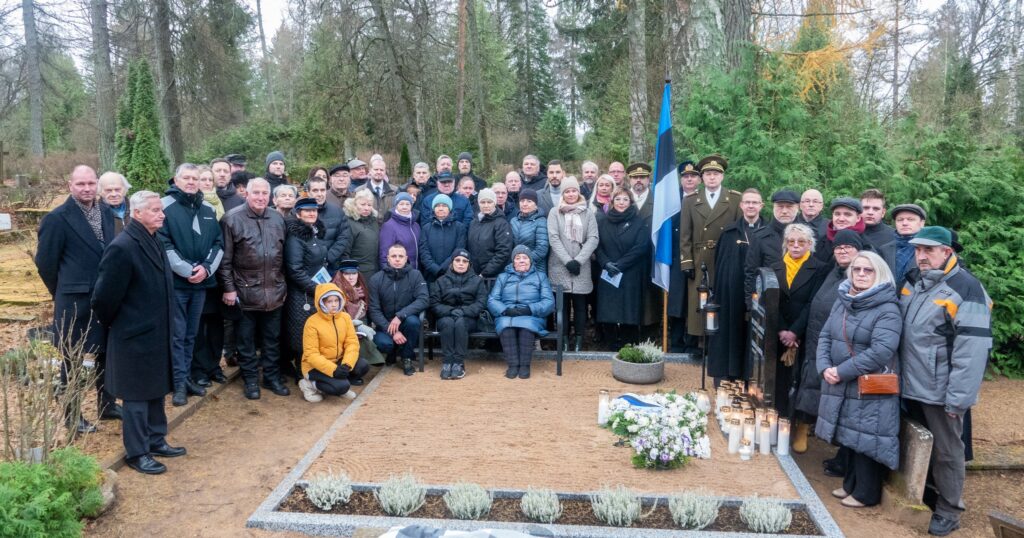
left=742, top=418, right=756, bottom=445
left=759, top=421, right=771, bottom=455
left=597, top=390, right=610, bottom=425
left=777, top=418, right=791, bottom=456
left=728, top=419, right=742, bottom=454
left=768, top=409, right=779, bottom=445
left=739, top=439, right=753, bottom=461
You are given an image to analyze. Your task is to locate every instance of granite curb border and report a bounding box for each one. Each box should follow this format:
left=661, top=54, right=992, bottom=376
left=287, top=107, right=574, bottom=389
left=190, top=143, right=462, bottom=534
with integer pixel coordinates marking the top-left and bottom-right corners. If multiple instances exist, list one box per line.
left=247, top=359, right=844, bottom=537
left=100, top=366, right=241, bottom=472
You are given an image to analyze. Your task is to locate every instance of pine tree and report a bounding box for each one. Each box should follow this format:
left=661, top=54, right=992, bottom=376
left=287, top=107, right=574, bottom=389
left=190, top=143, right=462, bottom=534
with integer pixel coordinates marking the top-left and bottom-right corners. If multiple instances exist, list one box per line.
left=505, top=0, right=556, bottom=144
left=398, top=144, right=412, bottom=179
left=115, top=59, right=170, bottom=194
left=534, top=107, right=577, bottom=162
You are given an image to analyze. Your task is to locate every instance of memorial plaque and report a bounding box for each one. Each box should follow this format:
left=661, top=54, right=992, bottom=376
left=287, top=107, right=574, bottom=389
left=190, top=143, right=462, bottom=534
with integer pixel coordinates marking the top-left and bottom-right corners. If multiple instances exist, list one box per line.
left=748, top=268, right=780, bottom=407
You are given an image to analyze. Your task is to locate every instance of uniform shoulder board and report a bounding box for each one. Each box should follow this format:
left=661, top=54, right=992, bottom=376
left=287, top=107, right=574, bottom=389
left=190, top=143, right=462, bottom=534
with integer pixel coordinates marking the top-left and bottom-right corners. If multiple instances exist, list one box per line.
left=728, top=189, right=742, bottom=196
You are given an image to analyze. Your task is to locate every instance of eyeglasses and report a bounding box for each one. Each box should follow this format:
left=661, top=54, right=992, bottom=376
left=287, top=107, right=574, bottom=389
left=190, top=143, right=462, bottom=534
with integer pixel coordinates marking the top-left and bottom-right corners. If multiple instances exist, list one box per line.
left=851, top=266, right=875, bottom=274
left=834, top=245, right=857, bottom=252
left=786, top=239, right=809, bottom=245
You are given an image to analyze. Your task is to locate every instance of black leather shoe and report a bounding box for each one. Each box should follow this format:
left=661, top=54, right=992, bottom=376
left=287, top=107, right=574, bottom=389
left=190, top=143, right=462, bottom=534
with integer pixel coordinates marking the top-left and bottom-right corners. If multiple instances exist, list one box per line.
left=99, top=403, right=123, bottom=421
left=68, top=416, right=98, bottom=435
left=261, top=378, right=290, bottom=396
left=350, top=377, right=364, bottom=386
left=194, top=377, right=212, bottom=387
left=928, top=514, right=960, bottom=536
left=185, top=379, right=207, bottom=396
left=505, top=366, right=519, bottom=379
left=243, top=383, right=261, bottom=400
left=125, top=455, right=166, bottom=475
left=150, top=442, right=187, bottom=458
left=210, top=372, right=228, bottom=384
left=402, top=359, right=415, bottom=376
left=172, top=384, right=188, bottom=407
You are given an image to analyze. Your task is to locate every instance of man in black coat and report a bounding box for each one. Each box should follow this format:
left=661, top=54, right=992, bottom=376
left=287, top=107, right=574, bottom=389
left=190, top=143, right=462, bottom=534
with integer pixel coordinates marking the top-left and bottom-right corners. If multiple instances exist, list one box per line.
left=744, top=189, right=800, bottom=308
left=306, top=175, right=352, bottom=272
left=369, top=244, right=429, bottom=376
left=860, top=189, right=895, bottom=249
left=35, top=165, right=119, bottom=434
left=667, top=161, right=701, bottom=353
left=212, top=158, right=244, bottom=212
left=92, top=191, right=185, bottom=475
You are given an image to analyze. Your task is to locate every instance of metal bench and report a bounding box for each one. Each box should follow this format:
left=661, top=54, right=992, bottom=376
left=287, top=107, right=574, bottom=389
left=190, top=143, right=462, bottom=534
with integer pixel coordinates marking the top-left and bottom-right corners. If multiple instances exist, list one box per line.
left=417, top=279, right=565, bottom=375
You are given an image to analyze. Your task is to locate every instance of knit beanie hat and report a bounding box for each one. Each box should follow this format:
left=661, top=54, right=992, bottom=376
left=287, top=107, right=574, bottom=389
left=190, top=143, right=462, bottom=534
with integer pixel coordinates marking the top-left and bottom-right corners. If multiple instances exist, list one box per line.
left=394, top=192, right=415, bottom=208
left=518, top=189, right=538, bottom=203
left=477, top=188, right=497, bottom=204
left=457, top=152, right=473, bottom=163
left=431, top=193, right=454, bottom=211
left=833, top=229, right=864, bottom=250
left=512, top=244, right=532, bottom=259
left=452, top=248, right=471, bottom=262
left=561, top=176, right=580, bottom=193
left=265, top=150, right=285, bottom=168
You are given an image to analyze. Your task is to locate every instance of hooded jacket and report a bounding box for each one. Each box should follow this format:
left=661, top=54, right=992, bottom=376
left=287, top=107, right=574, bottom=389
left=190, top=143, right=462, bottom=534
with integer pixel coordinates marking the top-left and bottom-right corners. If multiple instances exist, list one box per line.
left=301, top=283, right=359, bottom=377
left=510, top=209, right=549, bottom=273
left=467, top=210, right=513, bottom=278
left=159, top=186, right=224, bottom=290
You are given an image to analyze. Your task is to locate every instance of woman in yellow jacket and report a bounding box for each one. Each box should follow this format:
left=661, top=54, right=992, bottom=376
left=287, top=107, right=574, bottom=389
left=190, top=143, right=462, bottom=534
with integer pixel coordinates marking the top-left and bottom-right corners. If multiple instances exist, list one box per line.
left=298, top=283, right=368, bottom=402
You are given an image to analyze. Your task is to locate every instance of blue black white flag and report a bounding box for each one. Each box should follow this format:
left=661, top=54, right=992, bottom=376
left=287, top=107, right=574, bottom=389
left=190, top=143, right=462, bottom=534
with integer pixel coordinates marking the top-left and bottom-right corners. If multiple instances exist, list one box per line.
left=651, top=81, right=680, bottom=291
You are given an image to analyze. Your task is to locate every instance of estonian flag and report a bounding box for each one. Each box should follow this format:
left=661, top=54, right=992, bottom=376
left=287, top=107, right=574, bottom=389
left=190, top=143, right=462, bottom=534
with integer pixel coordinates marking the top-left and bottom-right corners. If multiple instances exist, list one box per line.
left=650, top=81, right=680, bottom=291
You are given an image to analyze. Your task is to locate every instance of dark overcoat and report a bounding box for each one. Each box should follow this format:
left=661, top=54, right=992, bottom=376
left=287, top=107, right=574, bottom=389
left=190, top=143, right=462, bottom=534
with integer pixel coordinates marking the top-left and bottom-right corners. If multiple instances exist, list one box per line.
left=595, top=206, right=650, bottom=326
left=666, top=192, right=696, bottom=319
left=771, top=254, right=829, bottom=415
left=283, top=218, right=329, bottom=352
left=793, top=264, right=845, bottom=417
left=35, top=196, right=115, bottom=355
left=707, top=217, right=764, bottom=379
left=91, top=220, right=174, bottom=401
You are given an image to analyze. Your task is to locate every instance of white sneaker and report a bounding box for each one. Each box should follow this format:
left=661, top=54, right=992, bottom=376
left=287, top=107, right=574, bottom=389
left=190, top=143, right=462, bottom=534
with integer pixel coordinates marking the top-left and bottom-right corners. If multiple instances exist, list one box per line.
left=298, top=379, right=322, bottom=402
left=343, top=389, right=357, bottom=400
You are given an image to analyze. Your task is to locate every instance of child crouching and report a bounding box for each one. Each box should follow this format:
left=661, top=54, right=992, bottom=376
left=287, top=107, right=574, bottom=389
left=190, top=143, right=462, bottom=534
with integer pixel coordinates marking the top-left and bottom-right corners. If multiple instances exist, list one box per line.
left=299, top=283, right=370, bottom=402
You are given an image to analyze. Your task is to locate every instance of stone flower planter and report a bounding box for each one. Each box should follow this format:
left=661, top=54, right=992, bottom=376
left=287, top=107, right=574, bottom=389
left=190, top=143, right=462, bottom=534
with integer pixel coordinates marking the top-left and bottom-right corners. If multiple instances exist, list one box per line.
left=611, top=354, right=665, bottom=384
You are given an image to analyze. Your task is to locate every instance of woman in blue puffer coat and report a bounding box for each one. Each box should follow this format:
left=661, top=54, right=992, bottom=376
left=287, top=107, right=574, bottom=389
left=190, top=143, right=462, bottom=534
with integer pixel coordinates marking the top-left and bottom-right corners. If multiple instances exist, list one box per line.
left=488, top=245, right=555, bottom=380
left=815, top=250, right=902, bottom=509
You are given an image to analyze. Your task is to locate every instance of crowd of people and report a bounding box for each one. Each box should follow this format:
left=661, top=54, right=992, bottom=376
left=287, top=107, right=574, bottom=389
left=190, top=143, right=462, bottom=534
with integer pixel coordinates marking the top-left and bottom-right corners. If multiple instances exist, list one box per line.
left=33, top=150, right=991, bottom=536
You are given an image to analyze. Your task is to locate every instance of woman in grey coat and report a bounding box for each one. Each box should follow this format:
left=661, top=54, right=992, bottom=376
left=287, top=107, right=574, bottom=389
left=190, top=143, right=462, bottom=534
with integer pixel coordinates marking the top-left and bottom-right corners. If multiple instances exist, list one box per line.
left=815, top=250, right=902, bottom=508
left=546, top=177, right=599, bottom=345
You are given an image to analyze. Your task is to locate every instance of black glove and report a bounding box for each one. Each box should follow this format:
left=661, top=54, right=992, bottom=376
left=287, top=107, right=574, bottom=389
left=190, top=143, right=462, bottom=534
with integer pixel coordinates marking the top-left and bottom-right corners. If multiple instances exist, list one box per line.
left=605, top=262, right=621, bottom=277
left=683, top=268, right=694, bottom=280
left=565, top=260, right=581, bottom=275
left=333, top=364, right=351, bottom=379
left=451, top=308, right=464, bottom=319
left=505, top=305, right=531, bottom=316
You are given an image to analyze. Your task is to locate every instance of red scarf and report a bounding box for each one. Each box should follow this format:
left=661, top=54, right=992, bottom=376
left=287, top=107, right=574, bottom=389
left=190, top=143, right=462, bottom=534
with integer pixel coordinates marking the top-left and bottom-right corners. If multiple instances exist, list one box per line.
left=826, top=218, right=866, bottom=241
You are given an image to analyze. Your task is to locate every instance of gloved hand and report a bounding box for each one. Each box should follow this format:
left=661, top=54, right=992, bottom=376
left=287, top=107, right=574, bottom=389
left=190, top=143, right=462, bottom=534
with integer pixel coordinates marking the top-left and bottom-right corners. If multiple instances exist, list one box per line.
left=683, top=268, right=694, bottom=280
left=605, top=262, right=621, bottom=277
left=451, top=308, right=464, bottom=319
left=333, top=364, right=351, bottom=379
left=505, top=305, right=531, bottom=317
left=565, top=260, right=581, bottom=275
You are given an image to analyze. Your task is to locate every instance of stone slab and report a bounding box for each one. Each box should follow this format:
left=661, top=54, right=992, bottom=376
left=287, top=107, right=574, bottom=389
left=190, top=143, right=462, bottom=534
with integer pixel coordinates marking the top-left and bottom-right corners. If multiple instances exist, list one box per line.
left=886, top=417, right=933, bottom=503
left=989, top=511, right=1024, bottom=538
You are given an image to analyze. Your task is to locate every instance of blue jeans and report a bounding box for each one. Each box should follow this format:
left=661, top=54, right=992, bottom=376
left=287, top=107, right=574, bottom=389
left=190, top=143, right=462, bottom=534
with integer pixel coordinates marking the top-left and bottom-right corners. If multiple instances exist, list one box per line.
left=373, top=316, right=421, bottom=362
left=173, top=288, right=206, bottom=386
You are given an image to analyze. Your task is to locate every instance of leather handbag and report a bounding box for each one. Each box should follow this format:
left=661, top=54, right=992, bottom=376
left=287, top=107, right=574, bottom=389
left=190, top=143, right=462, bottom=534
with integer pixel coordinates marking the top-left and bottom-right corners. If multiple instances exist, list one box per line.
left=842, top=313, right=899, bottom=397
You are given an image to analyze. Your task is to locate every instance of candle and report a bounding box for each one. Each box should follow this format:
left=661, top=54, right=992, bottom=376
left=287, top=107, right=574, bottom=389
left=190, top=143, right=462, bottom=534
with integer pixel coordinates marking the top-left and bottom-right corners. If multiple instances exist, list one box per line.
left=728, top=419, right=742, bottom=454
left=759, top=421, right=771, bottom=455
left=719, top=406, right=732, bottom=430
left=598, top=390, right=610, bottom=425
left=716, top=388, right=729, bottom=414
left=742, top=417, right=756, bottom=445
left=695, top=390, right=711, bottom=414
left=739, top=439, right=753, bottom=461
left=768, top=409, right=779, bottom=445
left=777, top=418, right=791, bottom=456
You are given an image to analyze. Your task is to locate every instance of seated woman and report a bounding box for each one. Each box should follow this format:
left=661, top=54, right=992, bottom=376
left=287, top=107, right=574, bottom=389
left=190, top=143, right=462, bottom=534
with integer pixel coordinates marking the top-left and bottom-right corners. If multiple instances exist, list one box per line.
left=332, top=259, right=386, bottom=370
left=429, top=249, right=487, bottom=380
left=299, top=283, right=370, bottom=403
left=488, top=245, right=555, bottom=379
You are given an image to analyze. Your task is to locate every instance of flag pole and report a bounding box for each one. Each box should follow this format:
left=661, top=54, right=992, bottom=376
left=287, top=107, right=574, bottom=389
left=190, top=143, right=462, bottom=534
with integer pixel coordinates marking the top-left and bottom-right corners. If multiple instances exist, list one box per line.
left=662, top=290, right=669, bottom=353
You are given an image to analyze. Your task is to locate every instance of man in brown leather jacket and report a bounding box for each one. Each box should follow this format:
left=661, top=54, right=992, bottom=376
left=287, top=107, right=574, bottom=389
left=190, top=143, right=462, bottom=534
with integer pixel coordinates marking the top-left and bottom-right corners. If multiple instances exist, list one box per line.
left=218, top=177, right=289, bottom=400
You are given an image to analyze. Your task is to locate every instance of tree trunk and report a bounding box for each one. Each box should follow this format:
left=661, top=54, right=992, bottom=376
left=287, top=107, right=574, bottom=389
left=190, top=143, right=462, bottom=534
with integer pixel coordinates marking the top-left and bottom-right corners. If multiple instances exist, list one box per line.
left=90, top=0, right=116, bottom=171
left=368, top=0, right=423, bottom=162
left=722, top=0, right=752, bottom=69
left=22, top=0, right=44, bottom=157
left=256, top=0, right=277, bottom=119
left=891, top=0, right=900, bottom=121
left=680, top=0, right=725, bottom=76
left=454, top=0, right=467, bottom=131
left=466, top=0, right=490, bottom=172
left=627, top=0, right=649, bottom=162
left=152, top=0, right=184, bottom=165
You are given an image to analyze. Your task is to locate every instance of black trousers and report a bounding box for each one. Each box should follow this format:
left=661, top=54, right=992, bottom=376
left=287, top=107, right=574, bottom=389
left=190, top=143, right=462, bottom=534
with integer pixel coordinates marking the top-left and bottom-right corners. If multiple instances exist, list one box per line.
left=499, top=328, right=537, bottom=366
left=563, top=293, right=588, bottom=338
left=307, top=358, right=370, bottom=396
left=237, top=308, right=282, bottom=384
left=437, top=316, right=476, bottom=364
left=842, top=448, right=886, bottom=506
left=61, top=352, right=115, bottom=415
left=122, top=398, right=168, bottom=459
left=192, top=312, right=226, bottom=380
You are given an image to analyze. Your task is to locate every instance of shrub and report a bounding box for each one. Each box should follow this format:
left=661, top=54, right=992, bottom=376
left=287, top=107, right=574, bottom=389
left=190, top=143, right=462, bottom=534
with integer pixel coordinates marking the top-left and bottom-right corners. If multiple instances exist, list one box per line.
left=590, top=485, right=643, bottom=527
left=442, top=482, right=492, bottom=520
left=739, top=496, right=792, bottom=533
left=520, top=487, right=562, bottom=523
left=0, top=447, right=103, bottom=538
left=374, top=473, right=426, bottom=517
left=616, top=339, right=663, bottom=364
left=304, top=470, right=353, bottom=511
left=668, top=490, right=720, bottom=530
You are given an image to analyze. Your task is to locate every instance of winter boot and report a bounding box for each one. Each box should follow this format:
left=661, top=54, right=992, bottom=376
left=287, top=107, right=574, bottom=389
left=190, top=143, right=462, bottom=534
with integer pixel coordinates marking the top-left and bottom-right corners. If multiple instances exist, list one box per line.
left=792, top=421, right=810, bottom=454
left=172, top=383, right=188, bottom=407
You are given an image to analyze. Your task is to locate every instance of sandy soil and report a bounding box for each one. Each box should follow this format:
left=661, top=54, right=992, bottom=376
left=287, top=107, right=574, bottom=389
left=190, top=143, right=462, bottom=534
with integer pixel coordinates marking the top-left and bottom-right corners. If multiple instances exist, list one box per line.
left=308, top=360, right=797, bottom=499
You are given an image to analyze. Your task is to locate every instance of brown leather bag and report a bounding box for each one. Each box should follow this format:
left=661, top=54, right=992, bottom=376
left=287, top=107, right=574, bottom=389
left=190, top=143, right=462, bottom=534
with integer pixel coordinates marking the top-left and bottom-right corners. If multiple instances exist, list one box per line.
left=842, top=312, right=899, bottom=397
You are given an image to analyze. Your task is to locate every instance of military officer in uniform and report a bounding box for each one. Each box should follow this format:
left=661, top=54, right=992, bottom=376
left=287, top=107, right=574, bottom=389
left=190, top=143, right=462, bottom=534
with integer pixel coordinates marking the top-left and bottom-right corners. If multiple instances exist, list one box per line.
left=626, top=163, right=654, bottom=223
left=679, top=155, right=741, bottom=337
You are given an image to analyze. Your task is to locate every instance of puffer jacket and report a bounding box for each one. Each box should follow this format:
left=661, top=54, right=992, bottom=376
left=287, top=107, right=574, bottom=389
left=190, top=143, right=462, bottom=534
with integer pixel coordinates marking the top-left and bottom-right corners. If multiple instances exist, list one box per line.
left=547, top=204, right=600, bottom=294
left=420, top=190, right=474, bottom=227
left=419, top=215, right=467, bottom=280
left=218, top=204, right=287, bottom=311
left=794, top=264, right=846, bottom=417
left=378, top=212, right=420, bottom=271
left=429, top=269, right=487, bottom=320
left=301, top=283, right=359, bottom=377
left=510, top=210, right=549, bottom=272
left=368, top=265, right=429, bottom=328
left=159, top=185, right=224, bottom=290
left=343, top=201, right=380, bottom=282
left=815, top=281, right=902, bottom=470
left=467, top=210, right=513, bottom=278
left=487, top=264, right=555, bottom=336
left=899, top=256, right=993, bottom=415
left=318, top=202, right=351, bottom=271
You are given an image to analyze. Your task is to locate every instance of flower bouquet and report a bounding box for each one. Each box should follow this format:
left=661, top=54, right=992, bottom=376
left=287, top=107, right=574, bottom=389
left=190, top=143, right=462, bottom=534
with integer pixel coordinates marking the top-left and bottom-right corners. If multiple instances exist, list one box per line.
left=606, top=391, right=711, bottom=469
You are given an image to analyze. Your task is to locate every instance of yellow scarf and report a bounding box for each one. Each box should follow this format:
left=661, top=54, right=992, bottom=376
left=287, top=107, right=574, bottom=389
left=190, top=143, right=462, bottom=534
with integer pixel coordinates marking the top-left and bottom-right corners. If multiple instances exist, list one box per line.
left=784, top=250, right=810, bottom=287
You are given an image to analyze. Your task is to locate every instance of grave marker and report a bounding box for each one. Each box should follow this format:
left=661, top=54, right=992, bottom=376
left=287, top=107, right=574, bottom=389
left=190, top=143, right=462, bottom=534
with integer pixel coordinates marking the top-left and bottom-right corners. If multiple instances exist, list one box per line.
left=749, top=267, right=780, bottom=407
